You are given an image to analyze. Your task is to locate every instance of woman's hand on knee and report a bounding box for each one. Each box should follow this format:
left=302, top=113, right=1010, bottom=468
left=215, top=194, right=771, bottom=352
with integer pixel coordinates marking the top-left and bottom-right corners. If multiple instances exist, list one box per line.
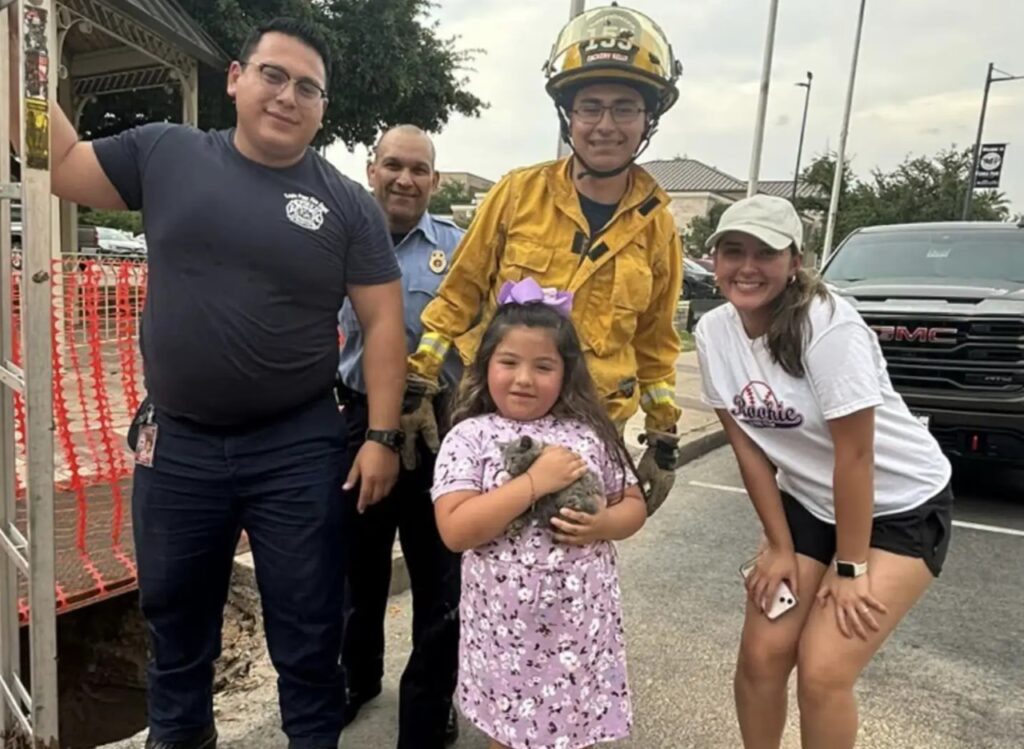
left=815, top=568, right=889, bottom=640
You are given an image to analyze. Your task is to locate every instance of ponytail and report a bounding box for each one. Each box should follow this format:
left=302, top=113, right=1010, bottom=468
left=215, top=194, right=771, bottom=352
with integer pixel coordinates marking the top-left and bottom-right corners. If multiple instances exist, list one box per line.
left=765, top=264, right=833, bottom=378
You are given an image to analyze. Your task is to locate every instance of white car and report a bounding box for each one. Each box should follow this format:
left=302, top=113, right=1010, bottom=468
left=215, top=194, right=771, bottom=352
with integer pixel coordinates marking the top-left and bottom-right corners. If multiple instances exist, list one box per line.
left=81, top=227, right=146, bottom=259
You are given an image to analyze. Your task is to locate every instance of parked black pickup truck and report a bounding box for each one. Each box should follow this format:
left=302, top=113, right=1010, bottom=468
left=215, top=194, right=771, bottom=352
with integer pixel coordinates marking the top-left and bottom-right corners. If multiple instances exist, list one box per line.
left=821, top=221, right=1024, bottom=466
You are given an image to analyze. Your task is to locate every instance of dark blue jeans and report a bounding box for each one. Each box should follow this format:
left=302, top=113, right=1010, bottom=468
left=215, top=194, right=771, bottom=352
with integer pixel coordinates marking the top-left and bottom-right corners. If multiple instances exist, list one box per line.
left=339, top=395, right=460, bottom=748
left=132, top=395, right=348, bottom=748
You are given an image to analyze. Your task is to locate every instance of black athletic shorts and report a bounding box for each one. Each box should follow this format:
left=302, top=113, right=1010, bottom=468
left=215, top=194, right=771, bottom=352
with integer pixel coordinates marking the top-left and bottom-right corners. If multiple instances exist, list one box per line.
left=781, top=482, right=954, bottom=577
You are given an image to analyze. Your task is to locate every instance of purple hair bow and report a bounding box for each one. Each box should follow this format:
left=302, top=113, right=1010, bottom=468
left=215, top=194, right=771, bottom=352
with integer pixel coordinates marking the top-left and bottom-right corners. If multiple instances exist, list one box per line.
left=497, top=277, right=574, bottom=317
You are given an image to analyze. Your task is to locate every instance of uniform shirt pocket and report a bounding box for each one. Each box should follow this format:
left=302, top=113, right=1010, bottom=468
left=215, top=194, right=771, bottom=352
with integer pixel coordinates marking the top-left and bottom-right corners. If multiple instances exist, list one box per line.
left=499, top=240, right=555, bottom=285
left=584, top=248, right=653, bottom=357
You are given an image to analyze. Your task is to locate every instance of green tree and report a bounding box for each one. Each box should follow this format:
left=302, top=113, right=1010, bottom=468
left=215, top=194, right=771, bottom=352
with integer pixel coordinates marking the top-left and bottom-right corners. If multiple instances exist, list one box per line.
left=78, top=0, right=485, bottom=150
left=797, top=148, right=1010, bottom=255
left=683, top=202, right=728, bottom=257
left=78, top=208, right=143, bottom=235
left=428, top=181, right=475, bottom=215
left=864, top=147, right=1008, bottom=225
left=793, top=154, right=862, bottom=260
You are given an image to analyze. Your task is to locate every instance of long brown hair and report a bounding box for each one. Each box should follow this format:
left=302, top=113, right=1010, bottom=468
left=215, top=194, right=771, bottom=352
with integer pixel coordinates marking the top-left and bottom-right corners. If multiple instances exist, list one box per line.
left=451, top=301, right=639, bottom=503
left=765, top=254, right=833, bottom=378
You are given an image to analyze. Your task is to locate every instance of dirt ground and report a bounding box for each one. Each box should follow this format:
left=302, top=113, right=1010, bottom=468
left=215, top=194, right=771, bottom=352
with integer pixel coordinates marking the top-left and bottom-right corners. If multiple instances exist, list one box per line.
left=3, top=564, right=266, bottom=749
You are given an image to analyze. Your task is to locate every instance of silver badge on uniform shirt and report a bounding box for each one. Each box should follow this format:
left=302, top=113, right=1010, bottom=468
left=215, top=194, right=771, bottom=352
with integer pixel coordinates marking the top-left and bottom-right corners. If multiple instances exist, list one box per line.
left=429, top=250, right=448, bottom=274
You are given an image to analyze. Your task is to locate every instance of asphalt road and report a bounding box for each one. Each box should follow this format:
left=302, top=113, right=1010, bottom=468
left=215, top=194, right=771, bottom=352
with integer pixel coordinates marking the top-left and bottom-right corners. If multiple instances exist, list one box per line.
left=139, top=448, right=1021, bottom=749
left=342, top=448, right=1024, bottom=749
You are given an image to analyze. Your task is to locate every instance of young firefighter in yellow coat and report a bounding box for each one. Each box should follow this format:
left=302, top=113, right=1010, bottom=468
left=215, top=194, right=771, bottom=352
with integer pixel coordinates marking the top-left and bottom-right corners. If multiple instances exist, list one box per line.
left=403, top=5, right=686, bottom=515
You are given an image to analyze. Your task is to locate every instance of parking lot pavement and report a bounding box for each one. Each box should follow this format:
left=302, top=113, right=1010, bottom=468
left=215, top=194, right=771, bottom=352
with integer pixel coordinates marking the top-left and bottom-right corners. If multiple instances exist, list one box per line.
left=344, top=449, right=1023, bottom=749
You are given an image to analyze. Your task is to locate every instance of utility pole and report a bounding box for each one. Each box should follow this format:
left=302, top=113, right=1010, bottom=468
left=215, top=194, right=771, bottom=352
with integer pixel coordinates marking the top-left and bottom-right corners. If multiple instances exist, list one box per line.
left=747, top=0, right=780, bottom=197
left=823, top=0, right=867, bottom=259
left=556, top=0, right=587, bottom=159
left=792, top=71, right=813, bottom=202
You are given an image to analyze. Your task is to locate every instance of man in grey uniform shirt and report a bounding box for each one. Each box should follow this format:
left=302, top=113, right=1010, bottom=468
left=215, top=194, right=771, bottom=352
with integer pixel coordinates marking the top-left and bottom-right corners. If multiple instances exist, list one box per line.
left=336, top=126, right=463, bottom=747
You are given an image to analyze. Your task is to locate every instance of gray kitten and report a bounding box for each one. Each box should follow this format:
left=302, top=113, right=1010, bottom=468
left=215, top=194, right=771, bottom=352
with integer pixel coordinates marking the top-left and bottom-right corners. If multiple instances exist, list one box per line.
left=500, top=435, right=602, bottom=536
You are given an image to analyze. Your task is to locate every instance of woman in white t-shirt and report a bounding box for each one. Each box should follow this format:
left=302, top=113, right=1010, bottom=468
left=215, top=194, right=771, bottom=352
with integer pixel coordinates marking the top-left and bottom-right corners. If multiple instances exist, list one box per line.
left=694, top=195, right=953, bottom=749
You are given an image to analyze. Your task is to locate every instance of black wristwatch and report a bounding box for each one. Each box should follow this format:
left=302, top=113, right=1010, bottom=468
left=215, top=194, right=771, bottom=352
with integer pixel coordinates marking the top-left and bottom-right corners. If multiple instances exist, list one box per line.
left=366, top=429, right=404, bottom=453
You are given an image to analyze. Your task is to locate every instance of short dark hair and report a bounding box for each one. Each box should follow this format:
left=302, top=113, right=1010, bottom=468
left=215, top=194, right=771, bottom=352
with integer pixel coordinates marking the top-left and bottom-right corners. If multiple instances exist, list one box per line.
left=239, top=17, right=333, bottom=84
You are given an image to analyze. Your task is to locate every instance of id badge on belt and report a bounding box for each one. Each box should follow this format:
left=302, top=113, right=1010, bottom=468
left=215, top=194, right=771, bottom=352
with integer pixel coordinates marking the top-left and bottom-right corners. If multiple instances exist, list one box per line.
left=134, top=402, right=158, bottom=467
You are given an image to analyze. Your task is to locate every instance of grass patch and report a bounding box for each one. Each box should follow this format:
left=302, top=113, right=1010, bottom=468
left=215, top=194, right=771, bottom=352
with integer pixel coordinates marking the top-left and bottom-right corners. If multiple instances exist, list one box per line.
left=677, top=329, right=696, bottom=352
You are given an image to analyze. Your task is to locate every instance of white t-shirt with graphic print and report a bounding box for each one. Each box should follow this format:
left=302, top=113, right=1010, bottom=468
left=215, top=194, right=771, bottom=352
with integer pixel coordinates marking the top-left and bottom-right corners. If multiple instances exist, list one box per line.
left=694, top=292, right=951, bottom=523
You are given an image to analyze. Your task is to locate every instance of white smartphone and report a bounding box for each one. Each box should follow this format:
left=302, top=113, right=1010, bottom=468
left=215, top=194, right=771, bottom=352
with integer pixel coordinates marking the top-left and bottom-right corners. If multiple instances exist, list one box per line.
left=739, top=557, right=799, bottom=621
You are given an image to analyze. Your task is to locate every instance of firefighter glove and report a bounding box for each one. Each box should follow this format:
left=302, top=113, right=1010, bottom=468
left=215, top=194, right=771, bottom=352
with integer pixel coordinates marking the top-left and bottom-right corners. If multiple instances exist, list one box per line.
left=399, top=375, right=441, bottom=470
left=637, top=431, right=680, bottom=516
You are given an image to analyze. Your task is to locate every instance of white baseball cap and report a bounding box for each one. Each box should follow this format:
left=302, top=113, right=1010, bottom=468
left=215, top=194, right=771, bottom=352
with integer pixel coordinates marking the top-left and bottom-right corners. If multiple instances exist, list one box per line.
left=705, top=195, right=804, bottom=252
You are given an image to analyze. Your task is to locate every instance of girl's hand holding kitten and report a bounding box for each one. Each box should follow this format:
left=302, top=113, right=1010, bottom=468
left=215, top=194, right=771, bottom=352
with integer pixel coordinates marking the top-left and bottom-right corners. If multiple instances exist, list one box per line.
left=550, top=504, right=609, bottom=545
left=529, top=445, right=589, bottom=495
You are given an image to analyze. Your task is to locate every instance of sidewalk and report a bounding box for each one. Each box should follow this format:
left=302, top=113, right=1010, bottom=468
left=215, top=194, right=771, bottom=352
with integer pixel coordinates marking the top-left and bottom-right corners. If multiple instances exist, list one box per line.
left=622, top=348, right=725, bottom=463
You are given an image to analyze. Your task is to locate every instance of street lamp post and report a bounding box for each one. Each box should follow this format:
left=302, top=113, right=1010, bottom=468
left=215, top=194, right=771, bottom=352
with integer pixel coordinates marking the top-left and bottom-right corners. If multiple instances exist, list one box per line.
left=822, top=0, right=867, bottom=259
left=961, top=63, right=1024, bottom=220
left=748, top=0, right=781, bottom=197
left=792, top=71, right=813, bottom=202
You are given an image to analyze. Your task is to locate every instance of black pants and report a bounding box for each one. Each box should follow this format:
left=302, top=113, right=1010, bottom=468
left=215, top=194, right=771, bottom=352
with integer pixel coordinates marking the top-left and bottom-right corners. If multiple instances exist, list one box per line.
left=132, top=395, right=349, bottom=748
left=339, top=395, right=460, bottom=748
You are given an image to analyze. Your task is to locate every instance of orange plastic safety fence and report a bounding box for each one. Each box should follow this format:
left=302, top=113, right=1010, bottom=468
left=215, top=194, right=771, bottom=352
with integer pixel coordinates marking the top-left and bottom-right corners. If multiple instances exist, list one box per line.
left=14, top=257, right=147, bottom=620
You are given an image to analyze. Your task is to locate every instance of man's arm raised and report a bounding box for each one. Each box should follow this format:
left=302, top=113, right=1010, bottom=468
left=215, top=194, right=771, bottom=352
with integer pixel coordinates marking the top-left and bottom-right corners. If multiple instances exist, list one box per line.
left=6, top=8, right=126, bottom=210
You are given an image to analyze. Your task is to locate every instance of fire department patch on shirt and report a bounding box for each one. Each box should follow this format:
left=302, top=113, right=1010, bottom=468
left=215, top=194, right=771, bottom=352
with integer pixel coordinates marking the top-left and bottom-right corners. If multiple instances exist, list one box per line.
left=284, top=192, right=329, bottom=231
left=429, top=249, right=448, bottom=274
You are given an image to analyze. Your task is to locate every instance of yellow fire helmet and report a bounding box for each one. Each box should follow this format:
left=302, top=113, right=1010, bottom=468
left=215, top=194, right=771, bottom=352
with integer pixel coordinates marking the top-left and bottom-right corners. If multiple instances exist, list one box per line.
left=543, top=3, right=683, bottom=177
left=544, top=4, right=682, bottom=116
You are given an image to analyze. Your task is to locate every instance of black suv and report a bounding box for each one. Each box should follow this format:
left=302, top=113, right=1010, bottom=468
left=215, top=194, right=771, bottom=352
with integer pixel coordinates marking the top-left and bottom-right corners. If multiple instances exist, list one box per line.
left=821, top=221, right=1024, bottom=466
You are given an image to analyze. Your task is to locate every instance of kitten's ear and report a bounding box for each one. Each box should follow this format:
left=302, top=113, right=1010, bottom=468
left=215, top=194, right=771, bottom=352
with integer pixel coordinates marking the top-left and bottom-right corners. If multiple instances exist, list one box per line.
left=519, top=436, right=533, bottom=448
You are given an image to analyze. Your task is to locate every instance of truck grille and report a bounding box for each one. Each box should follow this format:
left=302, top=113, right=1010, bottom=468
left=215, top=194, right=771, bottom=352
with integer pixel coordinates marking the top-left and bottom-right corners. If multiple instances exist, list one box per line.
left=861, top=315, right=1024, bottom=393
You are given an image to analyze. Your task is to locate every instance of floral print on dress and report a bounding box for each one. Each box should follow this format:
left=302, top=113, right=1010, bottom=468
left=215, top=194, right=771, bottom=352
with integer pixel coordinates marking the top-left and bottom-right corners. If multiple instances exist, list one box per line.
left=432, top=414, right=636, bottom=749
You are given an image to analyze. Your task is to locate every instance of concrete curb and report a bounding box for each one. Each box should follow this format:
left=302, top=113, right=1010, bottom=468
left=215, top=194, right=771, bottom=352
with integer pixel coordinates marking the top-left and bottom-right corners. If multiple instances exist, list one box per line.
left=387, top=422, right=727, bottom=598
left=388, top=544, right=411, bottom=597
left=675, top=423, right=728, bottom=469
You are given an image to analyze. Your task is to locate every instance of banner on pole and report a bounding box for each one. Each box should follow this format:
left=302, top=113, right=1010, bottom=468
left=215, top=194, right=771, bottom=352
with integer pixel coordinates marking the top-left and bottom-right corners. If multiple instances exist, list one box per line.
left=975, top=143, right=1007, bottom=189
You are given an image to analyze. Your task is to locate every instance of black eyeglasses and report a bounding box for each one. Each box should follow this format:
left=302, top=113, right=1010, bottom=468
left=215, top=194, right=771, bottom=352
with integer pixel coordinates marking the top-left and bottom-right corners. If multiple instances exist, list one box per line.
left=572, top=102, right=646, bottom=125
left=242, top=61, right=328, bottom=105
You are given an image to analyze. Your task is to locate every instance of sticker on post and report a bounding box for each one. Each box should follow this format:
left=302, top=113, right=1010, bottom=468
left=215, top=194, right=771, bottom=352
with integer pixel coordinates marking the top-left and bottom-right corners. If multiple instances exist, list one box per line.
left=24, top=99, right=49, bottom=169
left=24, top=51, right=49, bottom=100
left=22, top=7, right=48, bottom=53
left=134, top=424, right=158, bottom=467
left=22, top=7, right=49, bottom=101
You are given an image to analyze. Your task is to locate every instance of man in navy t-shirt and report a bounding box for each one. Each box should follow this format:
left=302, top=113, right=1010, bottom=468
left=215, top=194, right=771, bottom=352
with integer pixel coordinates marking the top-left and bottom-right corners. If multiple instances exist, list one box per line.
left=9, top=16, right=406, bottom=749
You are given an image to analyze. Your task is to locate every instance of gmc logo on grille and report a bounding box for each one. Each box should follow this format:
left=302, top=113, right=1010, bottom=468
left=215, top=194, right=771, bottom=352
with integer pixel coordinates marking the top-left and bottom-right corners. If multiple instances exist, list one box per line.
left=871, top=325, right=958, bottom=344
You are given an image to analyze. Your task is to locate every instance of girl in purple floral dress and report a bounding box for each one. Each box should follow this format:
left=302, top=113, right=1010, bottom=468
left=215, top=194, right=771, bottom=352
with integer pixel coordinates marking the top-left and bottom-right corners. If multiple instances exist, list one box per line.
left=431, top=279, right=648, bottom=749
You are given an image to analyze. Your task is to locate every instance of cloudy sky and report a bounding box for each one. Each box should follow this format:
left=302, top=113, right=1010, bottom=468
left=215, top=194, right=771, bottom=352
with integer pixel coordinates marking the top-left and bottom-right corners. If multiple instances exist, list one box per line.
left=326, top=0, right=1024, bottom=214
